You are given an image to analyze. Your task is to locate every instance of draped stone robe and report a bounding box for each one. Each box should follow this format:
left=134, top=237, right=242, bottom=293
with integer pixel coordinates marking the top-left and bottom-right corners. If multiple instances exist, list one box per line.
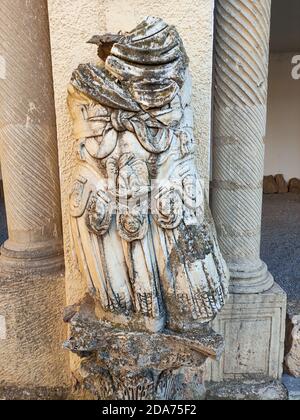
left=68, top=17, right=229, bottom=333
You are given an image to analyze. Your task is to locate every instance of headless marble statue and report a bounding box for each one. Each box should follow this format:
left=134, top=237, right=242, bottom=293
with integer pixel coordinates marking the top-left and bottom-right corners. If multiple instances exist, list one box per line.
left=68, top=17, right=229, bottom=333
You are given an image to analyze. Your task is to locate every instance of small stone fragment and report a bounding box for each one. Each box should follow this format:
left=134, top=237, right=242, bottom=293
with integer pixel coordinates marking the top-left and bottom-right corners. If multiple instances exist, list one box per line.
left=289, top=178, right=300, bottom=194
left=275, top=174, right=288, bottom=194
left=263, top=175, right=278, bottom=194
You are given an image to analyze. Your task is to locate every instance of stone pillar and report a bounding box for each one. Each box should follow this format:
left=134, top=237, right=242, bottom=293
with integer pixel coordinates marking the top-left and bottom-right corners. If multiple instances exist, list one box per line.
left=207, top=0, right=287, bottom=385
left=0, top=0, right=69, bottom=391
left=0, top=0, right=63, bottom=273
left=212, top=0, right=274, bottom=294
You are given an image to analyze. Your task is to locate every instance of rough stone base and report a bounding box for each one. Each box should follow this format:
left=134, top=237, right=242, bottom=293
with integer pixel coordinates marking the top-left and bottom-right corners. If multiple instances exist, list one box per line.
left=206, top=379, right=287, bottom=400
left=205, top=283, right=286, bottom=381
left=64, top=298, right=224, bottom=400
left=282, top=375, right=300, bottom=400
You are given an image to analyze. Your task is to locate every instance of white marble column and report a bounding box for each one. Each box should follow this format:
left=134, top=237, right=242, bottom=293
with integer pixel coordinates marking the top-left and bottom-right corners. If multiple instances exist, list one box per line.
left=0, top=0, right=64, bottom=273
left=212, top=0, right=274, bottom=294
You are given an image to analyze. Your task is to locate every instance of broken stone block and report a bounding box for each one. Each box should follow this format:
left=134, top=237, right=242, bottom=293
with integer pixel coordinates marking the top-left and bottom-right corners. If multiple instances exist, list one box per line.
left=64, top=306, right=224, bottom=400
left=285, top=301, right=300, bottom=377
left=263, top=176, right=278, bottom=194
left=275, top=174, right=288, bottom=194
left=289, top=178, right=300, bottom=194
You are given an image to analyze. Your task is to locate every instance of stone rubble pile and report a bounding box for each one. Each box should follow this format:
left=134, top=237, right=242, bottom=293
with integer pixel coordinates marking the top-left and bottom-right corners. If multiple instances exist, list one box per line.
left=263, top=175, right=300, bottom=194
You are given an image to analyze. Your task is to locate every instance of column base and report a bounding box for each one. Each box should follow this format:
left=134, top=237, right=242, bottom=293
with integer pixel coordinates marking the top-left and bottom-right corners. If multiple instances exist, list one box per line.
left=0, top=270, right=69, bottom=388
left=0, top=239, right=64, bottom=274
left=205, top=283, right=287, bottom=382
left=229, top=261, right=274, bottom=294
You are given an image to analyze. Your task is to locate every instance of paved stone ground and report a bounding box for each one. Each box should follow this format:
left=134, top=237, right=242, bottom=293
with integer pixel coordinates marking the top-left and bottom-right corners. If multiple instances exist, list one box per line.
left=261, top=193, right=300, bottom=301
left=0, top=197, right=7, bottom=246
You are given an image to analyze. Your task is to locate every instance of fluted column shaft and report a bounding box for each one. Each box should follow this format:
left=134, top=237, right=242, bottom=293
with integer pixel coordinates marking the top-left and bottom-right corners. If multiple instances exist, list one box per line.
left=212, top=0, right=273, bottom=293
left=0, top=0, right=63, bottom=272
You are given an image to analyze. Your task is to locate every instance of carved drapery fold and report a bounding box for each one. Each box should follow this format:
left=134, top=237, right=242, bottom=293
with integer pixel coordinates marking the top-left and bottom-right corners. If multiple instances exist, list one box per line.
left=68, top=17, right=229, bottom=333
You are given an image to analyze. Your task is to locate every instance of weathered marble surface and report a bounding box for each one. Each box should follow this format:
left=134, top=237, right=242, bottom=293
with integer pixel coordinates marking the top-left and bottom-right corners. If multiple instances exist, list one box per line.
left=68, top=17, right=229, bottom=334
left=66, top=17, right=228, bottom=400
left=48, top=0, right=216, bottom=315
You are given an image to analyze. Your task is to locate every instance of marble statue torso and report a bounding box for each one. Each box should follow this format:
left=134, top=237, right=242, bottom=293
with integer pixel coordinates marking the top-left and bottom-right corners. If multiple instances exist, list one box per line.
left=68, top=17, right=229, bottom=333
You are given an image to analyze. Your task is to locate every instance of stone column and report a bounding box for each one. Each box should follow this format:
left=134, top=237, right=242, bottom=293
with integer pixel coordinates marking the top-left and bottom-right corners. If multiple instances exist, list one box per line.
left=0, top=0, right=69, bottom=391
left=212, top=0, right=274, bottom=294
left=207, top=0, right=287, bottom=385
left=0, top=0, right=63, bottom=273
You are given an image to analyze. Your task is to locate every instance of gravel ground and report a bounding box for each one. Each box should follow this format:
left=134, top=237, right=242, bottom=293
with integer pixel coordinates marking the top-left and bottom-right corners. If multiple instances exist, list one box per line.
left=0, top=198, right=7, bottom=246
left=261, top=193, right=300, bottom=301
left=0, top=194, right=299, bottom=300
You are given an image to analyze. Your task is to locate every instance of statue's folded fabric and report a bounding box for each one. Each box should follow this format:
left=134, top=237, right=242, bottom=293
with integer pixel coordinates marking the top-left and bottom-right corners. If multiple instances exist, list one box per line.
left=68, top=17, right=229, bottom=334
